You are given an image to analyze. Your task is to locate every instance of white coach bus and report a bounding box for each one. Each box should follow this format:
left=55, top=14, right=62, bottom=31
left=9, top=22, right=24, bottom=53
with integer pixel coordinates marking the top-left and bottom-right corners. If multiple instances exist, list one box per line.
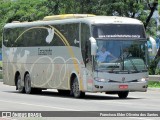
left=2, top=14, right=148, bottom=98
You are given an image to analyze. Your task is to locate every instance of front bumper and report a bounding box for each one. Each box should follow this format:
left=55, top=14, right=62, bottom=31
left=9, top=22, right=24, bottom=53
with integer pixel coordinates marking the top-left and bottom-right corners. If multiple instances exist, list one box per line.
left=92, top=81, right=148, bottom=92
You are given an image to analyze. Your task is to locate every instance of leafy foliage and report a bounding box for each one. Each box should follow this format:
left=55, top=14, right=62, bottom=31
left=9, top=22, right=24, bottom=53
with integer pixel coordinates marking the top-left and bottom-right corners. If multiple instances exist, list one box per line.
left=148, top=81, right=160, bottom=88
left=0, top=0, right=158, bottom=51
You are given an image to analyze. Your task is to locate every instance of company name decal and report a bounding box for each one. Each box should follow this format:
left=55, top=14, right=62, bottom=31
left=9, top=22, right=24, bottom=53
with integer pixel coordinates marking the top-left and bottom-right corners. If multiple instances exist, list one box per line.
left=99, top=34, right=141, bottom=38
left=38, top=48, right=52, bottom=55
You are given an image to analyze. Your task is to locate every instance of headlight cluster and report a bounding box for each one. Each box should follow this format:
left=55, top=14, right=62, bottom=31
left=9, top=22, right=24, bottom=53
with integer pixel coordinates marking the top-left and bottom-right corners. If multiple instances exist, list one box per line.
left=138, top=77, right=149, bottom=82
left=94, top=77, right=108, bottom=82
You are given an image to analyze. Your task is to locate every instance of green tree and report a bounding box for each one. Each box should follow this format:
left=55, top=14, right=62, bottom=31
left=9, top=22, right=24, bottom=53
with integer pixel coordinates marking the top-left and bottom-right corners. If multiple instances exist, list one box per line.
left=5, top=0, right=49, bottom=22
left=146, top=0, right=159, bottom=75
left=0, top=0, right=49, bottom=46
left=0, top=0, right=157, bottom=50
left=144, top=0, right=158, bottom=29
left=0, top=0, right=12, bottom=46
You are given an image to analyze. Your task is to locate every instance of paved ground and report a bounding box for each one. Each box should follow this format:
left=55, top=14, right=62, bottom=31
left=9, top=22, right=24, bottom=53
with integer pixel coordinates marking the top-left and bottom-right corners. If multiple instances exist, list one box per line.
left=0, top=82, right=159, bottom=120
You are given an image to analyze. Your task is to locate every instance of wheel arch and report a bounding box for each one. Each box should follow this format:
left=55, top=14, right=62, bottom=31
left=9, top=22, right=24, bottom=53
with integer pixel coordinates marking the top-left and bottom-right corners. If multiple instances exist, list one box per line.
left=24, top=71, right=29, bottom=82
left=70, top=72, right=85, bottom=98
left=70, top=73, right=77, bottom=90
left=15, top=71, right=20, bottom=87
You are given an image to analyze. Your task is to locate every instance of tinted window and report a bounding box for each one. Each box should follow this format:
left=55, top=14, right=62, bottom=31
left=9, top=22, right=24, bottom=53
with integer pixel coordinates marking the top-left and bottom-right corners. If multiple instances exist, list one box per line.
left=55, top=24, right=79, bottom=47
left=92, top=24, right=146, bottom=39
left=3, top=28, right=25, bottom=47
left=3, top=23, right=80, bottom=47
left=81, top=23, right=90, bottom=65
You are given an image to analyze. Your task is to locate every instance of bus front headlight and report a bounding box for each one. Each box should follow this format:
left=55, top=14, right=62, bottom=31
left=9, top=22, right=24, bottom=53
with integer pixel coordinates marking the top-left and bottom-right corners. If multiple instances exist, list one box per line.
left=139, top=77, right=149, bottom=82
left=94, top=77, right=108, bottom=82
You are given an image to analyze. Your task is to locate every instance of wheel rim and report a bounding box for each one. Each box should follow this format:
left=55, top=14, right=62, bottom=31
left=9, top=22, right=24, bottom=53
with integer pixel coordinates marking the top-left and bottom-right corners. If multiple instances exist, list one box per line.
left=25, top=75, right=31, bottom=93
left=73, top=79, right=80, bottom=97
left=17, top=78, right=23, bottom=91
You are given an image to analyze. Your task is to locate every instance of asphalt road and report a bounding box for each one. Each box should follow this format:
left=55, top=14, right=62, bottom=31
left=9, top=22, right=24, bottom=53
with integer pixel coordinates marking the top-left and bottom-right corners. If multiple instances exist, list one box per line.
left=0, top=82, right=160, bottom=120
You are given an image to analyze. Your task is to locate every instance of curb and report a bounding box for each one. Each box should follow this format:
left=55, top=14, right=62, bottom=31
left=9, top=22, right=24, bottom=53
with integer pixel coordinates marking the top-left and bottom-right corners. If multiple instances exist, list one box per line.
left=148, top=88, right=160, bottom=92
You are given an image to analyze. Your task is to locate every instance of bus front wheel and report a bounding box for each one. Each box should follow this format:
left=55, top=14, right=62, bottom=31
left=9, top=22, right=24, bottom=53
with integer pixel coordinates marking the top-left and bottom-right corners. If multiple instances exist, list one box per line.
left=71, top=77, right=85, bottom=98
left=118, top=91, right=129, bottom=99
left=24, top=74, right=32, bottom=94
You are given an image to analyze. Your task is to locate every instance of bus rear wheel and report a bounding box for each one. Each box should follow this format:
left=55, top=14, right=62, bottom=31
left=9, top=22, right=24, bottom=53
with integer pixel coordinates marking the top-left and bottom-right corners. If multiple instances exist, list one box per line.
left=16, top=75, right=25, bottom=93
left=71, top=77, right=85, bottom=98
left=118, top=91, right=129, bottom=99
left=24, top=74, right=32, bottom=94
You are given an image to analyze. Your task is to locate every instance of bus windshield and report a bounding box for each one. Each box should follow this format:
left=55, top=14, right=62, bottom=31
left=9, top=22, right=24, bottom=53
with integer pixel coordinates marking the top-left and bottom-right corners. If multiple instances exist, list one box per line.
left=94, top=40, right=148, bottom=73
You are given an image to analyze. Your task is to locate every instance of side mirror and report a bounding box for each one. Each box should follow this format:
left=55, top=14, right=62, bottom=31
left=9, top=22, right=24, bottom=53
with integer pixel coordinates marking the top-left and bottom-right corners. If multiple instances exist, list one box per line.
left=149, top=36, right=157, bottom=56
left=89, top=37, right=97, bottom=55
left=74, top=39, right=80, bottom=44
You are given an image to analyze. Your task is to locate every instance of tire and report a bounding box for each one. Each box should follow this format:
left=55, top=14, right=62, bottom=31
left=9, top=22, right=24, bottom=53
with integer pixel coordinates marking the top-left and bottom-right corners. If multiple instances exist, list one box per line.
left=118, top=91, right=129, bottom=99
left=71, top=77, right=85, bottom=98
left=24, top=74, right=32, bottom=94
left=16, top=75, right=25, bottom=93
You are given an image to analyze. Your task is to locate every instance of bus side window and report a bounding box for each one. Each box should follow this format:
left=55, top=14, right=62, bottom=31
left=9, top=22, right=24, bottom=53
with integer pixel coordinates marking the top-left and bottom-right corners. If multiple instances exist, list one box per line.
left=81, top=23, right=90, bottom=66
left=3, top=29, right=9, bottom=47
left=63, top=24, right=79, bottom=47
left=86, top=41, right=92, bottom=70
left=4, top=28, right=23, bottom=47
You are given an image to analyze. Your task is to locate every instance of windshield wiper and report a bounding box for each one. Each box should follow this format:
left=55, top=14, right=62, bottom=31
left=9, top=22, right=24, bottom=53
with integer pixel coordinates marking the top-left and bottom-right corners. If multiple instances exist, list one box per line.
left=109, top=61, right=121, bottom=72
